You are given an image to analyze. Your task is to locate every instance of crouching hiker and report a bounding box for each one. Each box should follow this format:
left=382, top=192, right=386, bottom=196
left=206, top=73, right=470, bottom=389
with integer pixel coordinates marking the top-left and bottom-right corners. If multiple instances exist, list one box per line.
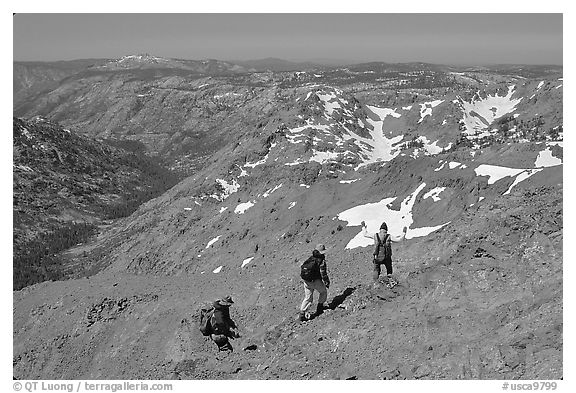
left=207, top=296, right=240, bottom=352
left=362, top=221, right=407, bottom=285
left=299, top=244, right=330, bottom=322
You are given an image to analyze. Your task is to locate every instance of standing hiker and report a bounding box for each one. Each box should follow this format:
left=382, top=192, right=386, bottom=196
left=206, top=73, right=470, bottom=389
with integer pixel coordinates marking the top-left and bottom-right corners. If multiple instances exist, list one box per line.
left=362, top=221, right=407, bottom=285
left=210, top=295, right=240, bottom=352
left=299, top=244, right=330, bottom=322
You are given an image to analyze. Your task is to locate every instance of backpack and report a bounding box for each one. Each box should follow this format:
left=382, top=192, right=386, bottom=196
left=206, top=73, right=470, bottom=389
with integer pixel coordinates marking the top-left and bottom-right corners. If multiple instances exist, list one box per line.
left=211, top=308, right=229, bottom=335
left=300, top=256, right=321, bottom=281
left=374, top=233, right=392, bottom=263
left=198, top=306, right=214, bottom=336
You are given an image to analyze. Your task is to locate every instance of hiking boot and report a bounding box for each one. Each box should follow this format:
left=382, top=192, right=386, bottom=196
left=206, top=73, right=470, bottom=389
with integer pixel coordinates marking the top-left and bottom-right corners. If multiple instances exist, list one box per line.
left=386, top=275, right=398, bottom=288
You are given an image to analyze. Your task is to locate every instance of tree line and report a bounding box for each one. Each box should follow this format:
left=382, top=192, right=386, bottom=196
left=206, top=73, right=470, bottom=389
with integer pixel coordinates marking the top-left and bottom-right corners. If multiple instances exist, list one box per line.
left=13, top=222, right=98, bottom=290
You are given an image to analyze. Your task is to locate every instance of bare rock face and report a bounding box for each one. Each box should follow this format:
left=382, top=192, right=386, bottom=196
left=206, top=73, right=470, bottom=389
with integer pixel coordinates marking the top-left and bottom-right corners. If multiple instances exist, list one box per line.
left=13, top=59, right=563, bottom=379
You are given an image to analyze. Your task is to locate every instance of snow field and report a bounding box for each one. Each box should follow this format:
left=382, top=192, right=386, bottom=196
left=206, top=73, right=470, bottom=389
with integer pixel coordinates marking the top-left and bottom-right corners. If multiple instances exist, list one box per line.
left=338, top=183, right=451, bottom=249
left=459, top=85, right=523, bottom=135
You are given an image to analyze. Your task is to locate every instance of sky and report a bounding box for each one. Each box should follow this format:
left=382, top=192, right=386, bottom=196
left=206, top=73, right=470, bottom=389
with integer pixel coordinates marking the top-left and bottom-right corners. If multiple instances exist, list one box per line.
left=13, top=13, right=563, bottom=65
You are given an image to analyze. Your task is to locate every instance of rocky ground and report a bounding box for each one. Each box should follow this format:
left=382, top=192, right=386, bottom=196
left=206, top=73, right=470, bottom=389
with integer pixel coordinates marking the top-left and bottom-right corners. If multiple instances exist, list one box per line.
left=13, top=179, right=562, bottom=380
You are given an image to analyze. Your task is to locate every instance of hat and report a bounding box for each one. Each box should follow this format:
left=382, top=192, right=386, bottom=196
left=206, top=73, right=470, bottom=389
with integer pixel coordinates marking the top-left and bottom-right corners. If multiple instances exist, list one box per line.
left=380, top=222, right=388, bottom=230
left=218, top=295, right=234, bottom=306
left=315, top=244, right=326, bottom=252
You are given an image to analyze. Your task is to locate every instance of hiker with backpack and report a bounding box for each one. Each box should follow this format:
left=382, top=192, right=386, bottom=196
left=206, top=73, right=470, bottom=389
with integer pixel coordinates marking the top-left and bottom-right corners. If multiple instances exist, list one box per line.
left=199, top=295, right=240, bottom=352
left=362, top=221, right=407, bottom=286
left=299, top=244, right=330, bottom=322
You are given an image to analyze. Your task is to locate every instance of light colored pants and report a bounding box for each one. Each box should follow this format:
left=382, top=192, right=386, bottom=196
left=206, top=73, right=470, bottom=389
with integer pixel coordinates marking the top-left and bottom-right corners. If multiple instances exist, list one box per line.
left=300, top=279, right=327, bottom=312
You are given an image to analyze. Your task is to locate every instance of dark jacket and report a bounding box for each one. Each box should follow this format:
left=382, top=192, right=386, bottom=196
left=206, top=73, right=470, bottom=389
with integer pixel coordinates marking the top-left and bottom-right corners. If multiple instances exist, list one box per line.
left=211, top=302, right=237, bottom=335
left=311, top=250, right=330, bottom=286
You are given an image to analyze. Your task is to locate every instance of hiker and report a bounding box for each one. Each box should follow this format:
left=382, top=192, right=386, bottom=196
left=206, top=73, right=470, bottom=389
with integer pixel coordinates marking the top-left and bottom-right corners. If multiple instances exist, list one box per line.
left=299, top=244, right=330, bottom=322
left=210, top=296, right=240, bottom=352
left=362, top=221, right=407, bottom=284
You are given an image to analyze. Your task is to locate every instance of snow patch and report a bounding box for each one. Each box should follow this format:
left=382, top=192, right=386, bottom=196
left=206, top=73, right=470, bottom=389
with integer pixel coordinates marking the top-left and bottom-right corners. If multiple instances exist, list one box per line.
left=317, top=92, right=341, bottom=116
left=288, top=202, right=297, bottom=209
left=503, top=169, right=543, bottom=195
left=434, top=161, right=446, bottom=172
left=213, top=266, right=223, bottom=273
left=419, top=137, right=445, bottom=155
left=206, top=236, right=222, bottom=249
left=535, top=148, right=562, bottom=167
left=366, top=105, right=402, bottom=120
left=241, top=257, right=254, bottom=268
left=263, top=184, right=283, bottom=198
left=310, top=150, right=340, bottom=164
left=285, top=159, right=307, bottom=166
left=234, top=201, right=255, bottom=214
left=351, top=117, right=404, bottom=169
left=459, top=86, right=523, bottom=135
left=423, top=187, right=446, bottom=202
left=408, top=223, right=451, bottom=238
left=211, top=179, right=240, bottom=201
left=236, top=164, right=249, bottom=177
left=474, top=164, right=525, bottom=184
left=339, top=183, right=448, bottom=249
left=339, top=179, right=360, bottom=184
left=245, top=156, right=268, bottom=168
left=418, top=100, right=444, bottom=123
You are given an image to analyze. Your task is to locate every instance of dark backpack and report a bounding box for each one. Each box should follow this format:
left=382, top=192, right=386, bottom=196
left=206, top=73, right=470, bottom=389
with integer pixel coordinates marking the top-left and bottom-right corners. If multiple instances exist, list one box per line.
left=375, top=233, right=392, bottom=263
left=198, top=306, right=214, bottom=336
left=211, top=308, right=230, bottom=335
left=300, top=256, right=321, bottom=281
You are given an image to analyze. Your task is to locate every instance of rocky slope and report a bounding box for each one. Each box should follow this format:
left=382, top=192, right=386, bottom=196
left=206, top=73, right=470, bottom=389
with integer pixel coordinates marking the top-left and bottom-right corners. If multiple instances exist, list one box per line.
left=13, top=58, right=563, bottom=380
left=13, top=117, right=181, bottom=290
left=12, top=170, right=562, bottom=380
